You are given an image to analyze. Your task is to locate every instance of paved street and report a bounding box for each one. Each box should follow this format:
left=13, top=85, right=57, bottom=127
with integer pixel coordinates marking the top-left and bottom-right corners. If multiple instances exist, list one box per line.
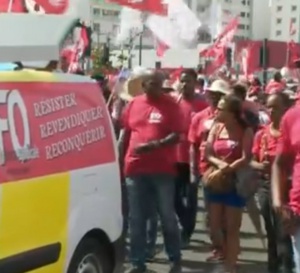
left=124, top=194, right=268, bottom=273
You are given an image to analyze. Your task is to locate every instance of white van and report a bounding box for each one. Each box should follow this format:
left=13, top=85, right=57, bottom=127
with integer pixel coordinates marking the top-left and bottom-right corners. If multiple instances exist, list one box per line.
left=0, top=14, right=123, bottom=273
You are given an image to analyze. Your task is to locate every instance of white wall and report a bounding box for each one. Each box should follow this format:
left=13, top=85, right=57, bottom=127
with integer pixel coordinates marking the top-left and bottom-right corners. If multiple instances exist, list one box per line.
left=251, top=0, right=270, bottom=40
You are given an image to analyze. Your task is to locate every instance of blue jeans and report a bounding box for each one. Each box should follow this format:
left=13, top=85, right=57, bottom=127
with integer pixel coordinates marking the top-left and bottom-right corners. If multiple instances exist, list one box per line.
left=126, top=173, right=181, bottom=268
left=122, top=182, right=158, bottom=256
left=292, top=227, right=300, bottom=272
left=174, top=163, right=199, bottom=238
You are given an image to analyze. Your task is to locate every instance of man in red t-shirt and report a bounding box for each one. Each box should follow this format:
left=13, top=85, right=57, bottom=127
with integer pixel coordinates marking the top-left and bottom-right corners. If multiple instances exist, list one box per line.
left=266, top=71, right=286, bottom=95
left=120, top=71, right=184, bottom=273
left=252, top=93, right=293, bottom=273
left=272, top=104, right=300, bottom=273
left=174, top=69, right=208, bottom=248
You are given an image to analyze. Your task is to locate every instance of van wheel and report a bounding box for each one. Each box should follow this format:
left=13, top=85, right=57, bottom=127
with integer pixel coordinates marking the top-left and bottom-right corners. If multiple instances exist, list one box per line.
left=67, top=238, right=113, bottom=273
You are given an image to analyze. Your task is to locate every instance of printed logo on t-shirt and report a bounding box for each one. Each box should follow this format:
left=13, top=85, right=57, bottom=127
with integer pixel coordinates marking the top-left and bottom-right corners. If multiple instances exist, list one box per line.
left=203, top=119, right=214, bottom=131
left=149, top=112, right=162, bottom=123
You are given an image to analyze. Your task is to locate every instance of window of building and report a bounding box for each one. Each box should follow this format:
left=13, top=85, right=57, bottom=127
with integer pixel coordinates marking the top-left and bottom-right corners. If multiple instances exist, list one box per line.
left=276, top=18, right=282, bottom=24
left=234, top=36, right=246, bottom=40
left=198, top=32, right=212, bottom=43
left=246, top=25, right=250, bottom=30
left=242, top=0, right=246, bottom=5
left=224, top=0, right=232, bottom=3
left=238, top=24, right=245, bottom=30
left=93, top=23, right=100, bottom=32
left=196, top=4, right=206, bottom=13
left=277, top=6, right=282, bottom=12
left=247, top=13, right=250, bottom=18
left=102, top=9, right=120, bottom=16
left=186, top=0, right=192, bottom=8
left=292, top=17, right=297, bottom=23
left=223, top=9, right=231, bottom=15
left=240, top=12, right=245, bottom=17
left=93, top=8, right=100, bottom=15
left=292, top=5, right=297, bottom=11
left=276, top=30, right=282, bottom=36
left=112, top=24, right=119, bottom=35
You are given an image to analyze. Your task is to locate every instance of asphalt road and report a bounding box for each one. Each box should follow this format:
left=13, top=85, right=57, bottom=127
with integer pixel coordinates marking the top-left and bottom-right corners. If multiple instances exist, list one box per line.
left=124, top=194, right=267, bottom=273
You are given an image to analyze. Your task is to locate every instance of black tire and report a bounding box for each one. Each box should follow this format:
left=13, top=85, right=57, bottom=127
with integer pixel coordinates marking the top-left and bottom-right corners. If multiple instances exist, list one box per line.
left=67, top=238, right=113, bottom=273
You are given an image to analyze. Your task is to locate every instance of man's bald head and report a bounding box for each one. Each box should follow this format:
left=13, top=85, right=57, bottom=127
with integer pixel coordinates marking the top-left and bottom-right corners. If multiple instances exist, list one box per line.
left=142, top=71, right=164, bottom=98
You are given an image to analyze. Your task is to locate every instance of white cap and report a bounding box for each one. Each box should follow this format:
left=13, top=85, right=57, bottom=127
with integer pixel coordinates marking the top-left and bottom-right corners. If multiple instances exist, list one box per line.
left=207, top=79, right=231, bottom=95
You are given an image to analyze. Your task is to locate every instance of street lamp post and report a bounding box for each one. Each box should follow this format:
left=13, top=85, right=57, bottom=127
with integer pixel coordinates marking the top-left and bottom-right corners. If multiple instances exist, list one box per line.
left=127, top=28, right=144, bottom=69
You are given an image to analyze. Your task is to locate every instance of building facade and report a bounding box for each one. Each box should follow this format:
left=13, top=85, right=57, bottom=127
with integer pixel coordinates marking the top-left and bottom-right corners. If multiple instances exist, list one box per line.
left=187, top=0, right=270, bottom=41
left=90, top=0, right=154, bottom=48
left=269, top=0, right=300, bottom=42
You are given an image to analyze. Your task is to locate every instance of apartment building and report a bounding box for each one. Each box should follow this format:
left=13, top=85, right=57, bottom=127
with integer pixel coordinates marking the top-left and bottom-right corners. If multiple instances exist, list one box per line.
left=90, top=0, right=154, bottom=48
left=269, top=0, right=300, bottom=42
left=187, top=0, right=270, bottom=41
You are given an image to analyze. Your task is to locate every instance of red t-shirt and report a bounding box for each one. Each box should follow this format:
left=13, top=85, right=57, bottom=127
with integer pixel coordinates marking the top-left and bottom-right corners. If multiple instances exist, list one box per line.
left=188, top=106, right=215, bottom=174
left=122, top=94, right=184, bottom=176
left=265, top=80, right=285, bottom=94
left=252, top=124, right=279, bottom=164
left=277, top=106, right=300, bottom=215
left=176, top=95, right=208, bottom=163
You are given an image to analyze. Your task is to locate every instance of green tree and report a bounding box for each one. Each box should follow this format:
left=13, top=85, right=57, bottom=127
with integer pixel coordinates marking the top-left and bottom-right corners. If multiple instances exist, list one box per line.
left=92, top=47, right=103, bottom=72
left=92, top=46, right=113, bottom=73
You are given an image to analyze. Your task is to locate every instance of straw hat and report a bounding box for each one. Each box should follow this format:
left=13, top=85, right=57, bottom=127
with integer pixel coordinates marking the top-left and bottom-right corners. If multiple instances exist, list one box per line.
left=207, top=79, right=231, bottom=95
left=119, top=72, right=151, bottom=101
left=162, top=79, right=174, bottom=92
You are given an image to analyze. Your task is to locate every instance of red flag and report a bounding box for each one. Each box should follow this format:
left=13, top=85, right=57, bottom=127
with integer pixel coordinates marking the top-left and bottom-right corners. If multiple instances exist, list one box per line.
left=200, top=16, right=239, bottom=59
left=287, top=40, right=299, bottom=66
left=287, top=18, right=299, bottom=67
left=107, top=0, right=167, bottom=16
left=169, top=66, right=183, bottom=85
left=0, top=0, right=69, bottom=13
left=33, top=0, right=69, bottom=14
left=290, top=19, right=296, bottom=36
left=66, top=26, right=89, bottom=73
left=154, top=37, right=169, bottom=57
left=239, top=42, right=259, bottom=77
left=200, top=16, right=239, bottom=73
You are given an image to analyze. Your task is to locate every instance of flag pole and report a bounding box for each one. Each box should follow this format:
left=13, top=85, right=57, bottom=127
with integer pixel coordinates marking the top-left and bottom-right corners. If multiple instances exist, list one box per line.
left=138, top=29, right=143, bottom=66
left=286, top=45, right=290, bottom=67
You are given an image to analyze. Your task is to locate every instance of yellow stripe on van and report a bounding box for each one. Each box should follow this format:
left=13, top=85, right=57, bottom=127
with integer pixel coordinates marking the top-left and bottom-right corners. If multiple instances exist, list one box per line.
left=0, top=173, right=70, bottom=273
left=0, top=70, right=57, bottom=82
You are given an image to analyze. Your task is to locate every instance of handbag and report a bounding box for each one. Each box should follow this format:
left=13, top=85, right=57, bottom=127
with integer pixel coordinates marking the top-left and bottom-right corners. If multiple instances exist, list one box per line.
left=202, top=124, right=235, bottom=193
left=202, top=165, right=234, bottom=193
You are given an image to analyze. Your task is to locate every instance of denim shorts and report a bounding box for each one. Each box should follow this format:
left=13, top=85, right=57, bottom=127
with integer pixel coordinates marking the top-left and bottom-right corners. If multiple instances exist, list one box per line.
left=204, top=187, right=246, bottom=208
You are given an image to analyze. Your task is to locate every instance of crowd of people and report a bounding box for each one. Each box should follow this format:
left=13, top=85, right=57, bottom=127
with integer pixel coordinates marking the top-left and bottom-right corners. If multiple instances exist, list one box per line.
left=101, top=66, right=300, bottom=273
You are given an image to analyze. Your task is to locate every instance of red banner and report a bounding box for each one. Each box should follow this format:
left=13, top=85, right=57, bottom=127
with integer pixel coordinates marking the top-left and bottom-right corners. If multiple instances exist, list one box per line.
left=0, top=82, right=116, bottom=183
left=107, top=0, right=167, bottom=16
left=0, top=0, right=69, bottom=14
